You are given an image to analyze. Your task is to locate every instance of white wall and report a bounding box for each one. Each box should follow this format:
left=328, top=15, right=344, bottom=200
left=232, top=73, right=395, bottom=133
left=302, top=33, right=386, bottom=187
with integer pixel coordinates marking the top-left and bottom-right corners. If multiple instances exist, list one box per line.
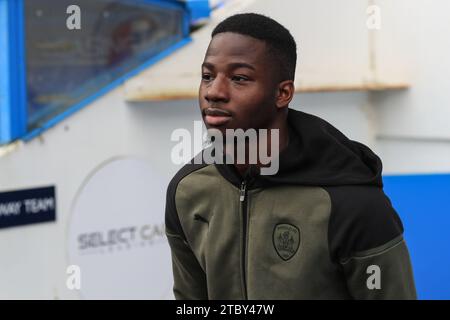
left=372, top=0, right=450, bottom=173
left=291, top=92, right=375, bottom=146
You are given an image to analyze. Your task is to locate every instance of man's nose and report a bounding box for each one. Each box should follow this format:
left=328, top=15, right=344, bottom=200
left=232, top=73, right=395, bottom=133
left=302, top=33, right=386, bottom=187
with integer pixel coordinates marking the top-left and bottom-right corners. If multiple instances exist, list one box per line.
left=204, top=75, right=229, bottom=103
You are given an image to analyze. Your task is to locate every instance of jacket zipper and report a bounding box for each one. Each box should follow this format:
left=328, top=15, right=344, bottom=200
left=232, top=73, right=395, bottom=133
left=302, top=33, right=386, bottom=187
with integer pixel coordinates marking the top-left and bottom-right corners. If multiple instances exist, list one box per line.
left=239, top=180, right=248, bottom=300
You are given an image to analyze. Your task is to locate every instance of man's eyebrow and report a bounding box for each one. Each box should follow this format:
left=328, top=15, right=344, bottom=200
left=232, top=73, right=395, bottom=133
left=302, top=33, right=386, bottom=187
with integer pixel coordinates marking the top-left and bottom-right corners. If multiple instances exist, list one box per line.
left=201, top=62, right=215, bottom=70
left=201, top=62, right=256, bottom=71
left=228, top=62, right=256, bottom=71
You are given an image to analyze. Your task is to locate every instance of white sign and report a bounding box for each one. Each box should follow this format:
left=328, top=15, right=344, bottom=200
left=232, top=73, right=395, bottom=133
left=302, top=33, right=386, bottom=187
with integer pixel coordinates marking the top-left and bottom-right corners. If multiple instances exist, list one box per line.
left=67, top=157, right=173, bottom=299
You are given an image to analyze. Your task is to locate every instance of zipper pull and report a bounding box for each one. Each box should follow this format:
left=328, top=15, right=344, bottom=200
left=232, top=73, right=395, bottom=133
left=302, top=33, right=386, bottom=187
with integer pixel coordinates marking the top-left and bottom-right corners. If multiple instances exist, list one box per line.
left=240, top=181, right=246, bottom=202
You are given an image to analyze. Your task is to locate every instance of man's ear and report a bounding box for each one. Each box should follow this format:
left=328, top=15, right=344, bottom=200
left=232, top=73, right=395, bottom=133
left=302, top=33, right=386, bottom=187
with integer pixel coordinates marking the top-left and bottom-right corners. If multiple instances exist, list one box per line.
left=276, top=80, right=295, bottom=110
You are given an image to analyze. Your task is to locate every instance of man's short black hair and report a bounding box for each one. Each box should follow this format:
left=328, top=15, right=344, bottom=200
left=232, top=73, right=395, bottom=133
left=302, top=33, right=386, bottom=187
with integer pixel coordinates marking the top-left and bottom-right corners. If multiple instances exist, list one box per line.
left=212, top=13, right=297, bottom=81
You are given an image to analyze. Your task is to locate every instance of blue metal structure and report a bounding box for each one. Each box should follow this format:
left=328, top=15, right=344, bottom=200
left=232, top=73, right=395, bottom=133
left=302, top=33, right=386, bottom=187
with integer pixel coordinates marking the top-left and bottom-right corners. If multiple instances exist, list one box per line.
left=184, top=0, right=210, bottom=23
left=0, top=0, right=27, bottom=144
left=0, top=0, right=206, bottom=145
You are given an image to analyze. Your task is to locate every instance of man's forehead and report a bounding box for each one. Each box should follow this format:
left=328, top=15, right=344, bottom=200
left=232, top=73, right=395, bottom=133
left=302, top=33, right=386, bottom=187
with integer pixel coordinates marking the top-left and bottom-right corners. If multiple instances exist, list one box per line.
left=205, top=32, right=267, bottom=58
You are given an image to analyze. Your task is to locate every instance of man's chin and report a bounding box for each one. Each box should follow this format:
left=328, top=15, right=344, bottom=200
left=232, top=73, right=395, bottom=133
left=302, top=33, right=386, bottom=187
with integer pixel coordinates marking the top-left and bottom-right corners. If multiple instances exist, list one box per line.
left=205, top=126, right=227, bottom=137
left=204, top=122, right=232, bottom=132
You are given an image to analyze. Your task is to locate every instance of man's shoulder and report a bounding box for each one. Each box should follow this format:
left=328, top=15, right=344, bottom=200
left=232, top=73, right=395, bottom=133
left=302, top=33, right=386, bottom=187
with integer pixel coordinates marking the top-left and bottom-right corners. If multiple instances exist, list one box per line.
left=322, top=185, right=404, bottom=262
left=165, top=155, right=211, bottom=238
left=167, top=161, right=210, bottom=197
left=323, top=184, right=402, bottom=229
left=323, top=185, right=394, bottom=212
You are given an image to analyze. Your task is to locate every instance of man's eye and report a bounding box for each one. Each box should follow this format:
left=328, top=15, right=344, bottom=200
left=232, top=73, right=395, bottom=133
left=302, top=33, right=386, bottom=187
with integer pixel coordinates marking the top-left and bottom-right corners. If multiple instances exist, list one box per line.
left=232, top=75, right=249, bottom=82
left=202, top=74, right=213, bottom=81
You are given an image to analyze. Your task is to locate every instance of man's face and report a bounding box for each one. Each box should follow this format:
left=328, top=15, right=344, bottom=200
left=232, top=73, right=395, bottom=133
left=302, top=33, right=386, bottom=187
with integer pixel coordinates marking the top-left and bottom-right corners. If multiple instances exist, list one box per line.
left=199, top=32, right=279, bottom=133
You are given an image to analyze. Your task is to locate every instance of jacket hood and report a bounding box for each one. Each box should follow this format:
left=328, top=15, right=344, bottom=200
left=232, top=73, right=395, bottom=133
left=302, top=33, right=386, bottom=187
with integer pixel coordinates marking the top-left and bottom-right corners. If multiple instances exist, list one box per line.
left=214, top=108, right=383, bottom=188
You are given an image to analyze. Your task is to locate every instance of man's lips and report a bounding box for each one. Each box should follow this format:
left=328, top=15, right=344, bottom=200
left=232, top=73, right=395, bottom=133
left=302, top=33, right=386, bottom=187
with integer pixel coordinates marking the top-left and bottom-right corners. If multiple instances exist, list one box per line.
left=205, top=115, right=232, bottom=126
left=203, top=108, right=232, bottom=126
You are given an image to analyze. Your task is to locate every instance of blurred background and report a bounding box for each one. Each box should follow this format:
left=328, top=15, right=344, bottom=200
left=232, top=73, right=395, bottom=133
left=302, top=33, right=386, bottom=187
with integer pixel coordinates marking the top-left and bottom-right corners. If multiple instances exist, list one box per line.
left=0, top=0, right=449, bottom=299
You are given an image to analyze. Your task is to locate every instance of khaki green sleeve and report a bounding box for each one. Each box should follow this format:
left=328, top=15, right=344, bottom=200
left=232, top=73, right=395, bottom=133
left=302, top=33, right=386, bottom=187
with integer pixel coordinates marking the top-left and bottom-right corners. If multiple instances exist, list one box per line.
left=165, top=166, right=210, bottom=300
left=166, top=230, right=208, bottom=300
left=341, top=236, right=417, bottom=299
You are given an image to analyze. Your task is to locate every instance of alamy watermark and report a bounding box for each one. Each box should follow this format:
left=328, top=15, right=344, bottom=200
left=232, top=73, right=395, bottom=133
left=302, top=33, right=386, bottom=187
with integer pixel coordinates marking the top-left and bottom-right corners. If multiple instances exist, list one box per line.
left=66, top=264, right=81, bottom=290
left=366, top=264, right=381, bottom=290
left=171, top=121, right=280, bottom=176
left=66, top=5, right=81, bottom=30
left=366, top=5, right=381, bottom=30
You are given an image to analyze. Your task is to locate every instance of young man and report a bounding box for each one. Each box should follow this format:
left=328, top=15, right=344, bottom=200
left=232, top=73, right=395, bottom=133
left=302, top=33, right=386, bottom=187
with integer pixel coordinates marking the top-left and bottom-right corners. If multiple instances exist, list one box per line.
left=165, top=13, right=417, bottom=299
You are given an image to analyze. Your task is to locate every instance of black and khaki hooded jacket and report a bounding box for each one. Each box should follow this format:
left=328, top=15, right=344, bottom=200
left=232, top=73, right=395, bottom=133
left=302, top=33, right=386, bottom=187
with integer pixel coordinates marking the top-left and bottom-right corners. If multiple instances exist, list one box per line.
left=165, top=108, right=417, bottom=299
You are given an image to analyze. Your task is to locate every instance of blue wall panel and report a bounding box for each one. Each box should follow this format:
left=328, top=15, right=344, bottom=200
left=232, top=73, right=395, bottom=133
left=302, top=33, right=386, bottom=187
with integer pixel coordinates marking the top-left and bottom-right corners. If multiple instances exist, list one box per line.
left=384, top=174, right=450, bottom=299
